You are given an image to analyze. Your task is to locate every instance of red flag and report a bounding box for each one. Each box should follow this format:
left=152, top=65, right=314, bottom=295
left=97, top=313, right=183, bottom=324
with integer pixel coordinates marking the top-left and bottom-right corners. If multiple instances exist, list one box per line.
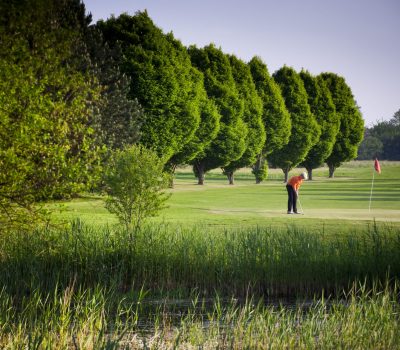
left=374, top=158, right=381, bottom=174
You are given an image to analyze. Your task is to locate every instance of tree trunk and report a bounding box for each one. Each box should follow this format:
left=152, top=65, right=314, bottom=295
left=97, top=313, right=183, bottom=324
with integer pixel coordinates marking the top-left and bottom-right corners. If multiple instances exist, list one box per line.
left=307, top=167, right=313, bottom=181
left=226, top=171, right=234, bottom=185
left=328, top=164, right=335, bottom=178
left=198, top=172, right=205, bottom=185
left=253, top=154, right=263, bottom=184
left=193, top=162, right=205, bottom=185
left=168, top=164, right=177, bottom=188
left=283, top=168, right=289, bottom=183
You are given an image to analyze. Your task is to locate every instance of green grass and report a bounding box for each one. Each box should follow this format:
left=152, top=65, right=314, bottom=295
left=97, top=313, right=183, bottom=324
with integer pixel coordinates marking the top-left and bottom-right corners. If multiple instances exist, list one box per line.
left=49, top=161, right=400, bottom=232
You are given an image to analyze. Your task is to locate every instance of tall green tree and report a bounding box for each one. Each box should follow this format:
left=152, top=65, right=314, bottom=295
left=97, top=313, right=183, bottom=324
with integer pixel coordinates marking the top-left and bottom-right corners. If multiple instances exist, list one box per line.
left=167, top=88, right=221, bottom=176
left=97, top=12, right=202, bottom=161
left=320, top=73, right=364, bottom=177
left=0, top=6, right=102, bottom=229
left=248, top=57, right=291, bottom=183
left=299, top=70, right=339, bottom=180
left=221, top=54, right=265, bottom=185
left=188, top=44, right=247, bottom=185
left=270, top=66, right=320, bottom=182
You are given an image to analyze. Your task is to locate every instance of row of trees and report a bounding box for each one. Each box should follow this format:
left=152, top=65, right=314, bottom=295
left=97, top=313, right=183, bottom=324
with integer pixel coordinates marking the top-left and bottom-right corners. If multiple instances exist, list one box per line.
left=358, top=109, right=400, bottom=160
left=97, top=11, right=364, bottom=184
left=0, top=0, right=364, bottom=229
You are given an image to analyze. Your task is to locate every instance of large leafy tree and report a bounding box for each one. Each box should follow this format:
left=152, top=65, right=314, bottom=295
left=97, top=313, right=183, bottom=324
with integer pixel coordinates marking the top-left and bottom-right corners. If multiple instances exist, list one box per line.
left=221, top=54, right=265, bottom=185
left=167, top=87, right=221, bottom=176
left=320, top=73, right=364, bottom=177
left=299, top=70, right=339, bottom=180
left=270, top=66, right=320, bottom=182
left=97, top=12, right=202, bottom=161
left=248, top=57, right=291, bottom=183
left=0, top=1, right=102, bottom=229
left=188, top=44, right=247, bottom=185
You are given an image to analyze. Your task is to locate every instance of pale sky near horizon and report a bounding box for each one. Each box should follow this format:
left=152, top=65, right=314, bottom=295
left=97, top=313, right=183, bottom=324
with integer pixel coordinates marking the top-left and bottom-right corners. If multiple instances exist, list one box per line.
left=84, top=0, right=399, bottom=126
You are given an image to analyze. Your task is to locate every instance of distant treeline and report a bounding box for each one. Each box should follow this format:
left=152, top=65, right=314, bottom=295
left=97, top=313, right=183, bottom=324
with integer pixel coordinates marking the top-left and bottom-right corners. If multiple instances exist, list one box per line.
left=1, top=0, right=364, bottom=228
left=358, top=109, right=400, bottom=160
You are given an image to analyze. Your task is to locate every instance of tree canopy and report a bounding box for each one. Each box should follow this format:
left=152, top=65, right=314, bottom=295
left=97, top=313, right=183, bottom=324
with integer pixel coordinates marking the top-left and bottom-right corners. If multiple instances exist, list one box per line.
left=97, top=11, right=202, bottom=161
left=269, top=66, right=320, bottom=181
left=221, top=54, right=265, bottom=185
left=249, top=57, right=291, bottom=156
left=320, top=73, right=364, bottom=177
left=0, top=0, right=103, bottom=229
left=168, top=86, right=221, bottom=174
left=299, top=70, right=339, bottom=180
left=248, top=57, right=291, bottom=183
left=188, top=44, right=247, bottom=185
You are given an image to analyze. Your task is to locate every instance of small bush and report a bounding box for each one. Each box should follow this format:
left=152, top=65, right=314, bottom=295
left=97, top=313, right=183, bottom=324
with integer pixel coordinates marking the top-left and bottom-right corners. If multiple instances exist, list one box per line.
left=104, top=145, right=171, bottom=238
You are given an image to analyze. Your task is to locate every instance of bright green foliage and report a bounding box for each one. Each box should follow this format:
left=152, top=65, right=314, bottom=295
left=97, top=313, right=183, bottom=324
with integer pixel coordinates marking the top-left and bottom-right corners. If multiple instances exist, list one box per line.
left=300, top=70, right=339, bottom=180
left=222, top=54, right=265, bottom=185
left=248, top=57, right=291, bottom=183
left=188, top=44, right=247, bottom=184
left=248, top=57, right=291, bottom=156
left=104, top=145, right=171, bottom=235
left=320, top=73, right=364, bottom=177
left=5, top=0, right=144, bottom=153
left=97, top=12, right=202, bottom=160
left=270, top=66, right=320, bottom=181
left=251, top=155, right=269, bottom=183
left=0, top=4, right=102, bottom=230
left=168, top=87, right=221, bottom=171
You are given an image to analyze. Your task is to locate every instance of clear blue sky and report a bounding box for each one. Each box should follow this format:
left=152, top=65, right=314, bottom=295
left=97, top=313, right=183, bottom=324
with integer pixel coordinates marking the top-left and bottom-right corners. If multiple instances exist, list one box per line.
left=84, top=0, right=399, bottom=126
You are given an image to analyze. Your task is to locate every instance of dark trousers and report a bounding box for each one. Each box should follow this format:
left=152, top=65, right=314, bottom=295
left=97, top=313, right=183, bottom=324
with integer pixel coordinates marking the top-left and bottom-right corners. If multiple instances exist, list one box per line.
left=286, top=184, right=297, bottom=213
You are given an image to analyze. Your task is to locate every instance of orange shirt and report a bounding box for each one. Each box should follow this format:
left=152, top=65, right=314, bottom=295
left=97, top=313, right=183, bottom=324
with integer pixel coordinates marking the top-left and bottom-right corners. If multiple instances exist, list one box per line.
left=287, top=175, right=304, bottom=191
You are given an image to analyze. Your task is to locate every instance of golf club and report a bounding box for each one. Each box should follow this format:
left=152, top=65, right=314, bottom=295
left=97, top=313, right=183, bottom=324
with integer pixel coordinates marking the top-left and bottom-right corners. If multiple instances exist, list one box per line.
left=297, top=196, right=304, bottom=215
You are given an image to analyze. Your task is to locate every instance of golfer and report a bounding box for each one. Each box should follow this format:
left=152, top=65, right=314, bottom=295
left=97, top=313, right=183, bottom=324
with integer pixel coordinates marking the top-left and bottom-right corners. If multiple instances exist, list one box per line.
left=286, top=172, right=307, bottom=214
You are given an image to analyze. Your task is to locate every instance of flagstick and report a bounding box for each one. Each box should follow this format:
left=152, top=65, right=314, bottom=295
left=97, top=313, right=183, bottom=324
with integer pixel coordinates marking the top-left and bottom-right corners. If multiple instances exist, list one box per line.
left=368, top=168, right=375, bottom=212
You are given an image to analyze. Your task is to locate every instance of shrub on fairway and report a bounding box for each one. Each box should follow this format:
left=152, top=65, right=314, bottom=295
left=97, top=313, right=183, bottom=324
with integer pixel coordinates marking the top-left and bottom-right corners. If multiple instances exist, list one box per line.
left=104, top=145, right=171, bottom=237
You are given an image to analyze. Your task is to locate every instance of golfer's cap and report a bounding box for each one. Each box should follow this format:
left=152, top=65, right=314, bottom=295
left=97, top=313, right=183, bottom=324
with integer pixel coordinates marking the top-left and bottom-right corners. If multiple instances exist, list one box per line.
left=301, top=172, right=308, bottom=180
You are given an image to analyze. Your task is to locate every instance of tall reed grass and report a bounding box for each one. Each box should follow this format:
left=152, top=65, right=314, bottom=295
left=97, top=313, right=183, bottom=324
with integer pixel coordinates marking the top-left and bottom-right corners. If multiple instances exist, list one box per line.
left=0, top=281, right=398, bottom=349
left=1, top=220, right=399, bottom=298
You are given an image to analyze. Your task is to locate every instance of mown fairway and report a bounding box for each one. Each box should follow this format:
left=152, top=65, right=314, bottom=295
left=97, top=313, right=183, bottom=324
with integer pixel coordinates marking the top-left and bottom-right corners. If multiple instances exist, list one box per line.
left=52, top=161, right=400, bottom=232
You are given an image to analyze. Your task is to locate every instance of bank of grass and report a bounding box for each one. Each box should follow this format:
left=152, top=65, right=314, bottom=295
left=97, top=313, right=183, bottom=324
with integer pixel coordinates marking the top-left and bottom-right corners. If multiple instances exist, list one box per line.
left=1, top=222, right=399, bottom=348
left=1, top=221, right=399, bottom=298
